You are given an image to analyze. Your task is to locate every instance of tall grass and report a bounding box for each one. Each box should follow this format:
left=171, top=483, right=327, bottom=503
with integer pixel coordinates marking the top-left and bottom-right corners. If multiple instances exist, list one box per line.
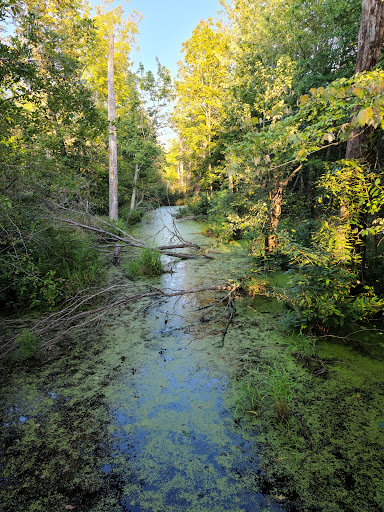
left=235, top=363, right=296, bottom=421
left=126, top=248, right=163, bottom=278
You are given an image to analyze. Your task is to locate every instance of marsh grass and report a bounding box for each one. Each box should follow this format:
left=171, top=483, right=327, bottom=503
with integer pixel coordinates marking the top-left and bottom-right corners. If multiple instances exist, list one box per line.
left=235, top=363, right=296, bottom=421
left=126, top=248, right=163, bottom=278
left=288, top=333, right=316, bottom=360
left=234, top=373, right=264, bottom=419
left=15, top=329, right=40, bottom=359
left=266, top=364, right=296, bottom=420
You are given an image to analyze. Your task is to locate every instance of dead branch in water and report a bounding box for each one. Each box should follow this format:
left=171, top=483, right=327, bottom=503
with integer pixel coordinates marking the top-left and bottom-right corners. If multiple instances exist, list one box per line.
left=0, top=283, right=238, bottom=358
left=57, top=217, right=213, bottom=260
left=51, top=205, right=214, bottom=260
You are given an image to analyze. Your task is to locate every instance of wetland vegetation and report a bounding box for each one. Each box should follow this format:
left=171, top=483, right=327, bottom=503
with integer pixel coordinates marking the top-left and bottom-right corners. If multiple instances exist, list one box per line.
left=1, top=1, right=384, bottom=511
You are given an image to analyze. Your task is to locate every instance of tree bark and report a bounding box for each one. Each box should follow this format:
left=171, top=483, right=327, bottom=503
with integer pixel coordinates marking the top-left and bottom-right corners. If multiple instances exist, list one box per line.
left=178, top=160, right=184, bottom=193
left=265, top=181, right=283, bottom=254
left=265, top=165, right=302, bottom=254
left=345, top=0, right=384, bottom=162
left=130, top=163, right=140, bottom=212
left=108, top=33, right=118, bottom=221
left=342, top=1, right=384, bottom=263
left=355, top=0, right=384, bottom=74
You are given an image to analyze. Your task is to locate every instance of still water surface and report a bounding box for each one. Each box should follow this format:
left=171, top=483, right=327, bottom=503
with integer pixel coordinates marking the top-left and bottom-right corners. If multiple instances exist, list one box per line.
left=0, top=207, right=288, bottom=512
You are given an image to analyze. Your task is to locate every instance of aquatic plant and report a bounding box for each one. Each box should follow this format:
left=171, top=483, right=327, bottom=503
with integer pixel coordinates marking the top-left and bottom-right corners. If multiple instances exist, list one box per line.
left=287, top=333, right=316, bottom=360
left=236, top=363, right=296, bottom=421
left=266, top=364, right=296, bottom=420
left=15, top=329, right=40, bottom=359
left=127, top=248, right=163, bottom=278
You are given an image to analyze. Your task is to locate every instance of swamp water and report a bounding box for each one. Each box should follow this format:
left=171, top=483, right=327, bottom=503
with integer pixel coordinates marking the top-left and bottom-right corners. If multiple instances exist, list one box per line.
left=0, top=207, right=294, bottom=511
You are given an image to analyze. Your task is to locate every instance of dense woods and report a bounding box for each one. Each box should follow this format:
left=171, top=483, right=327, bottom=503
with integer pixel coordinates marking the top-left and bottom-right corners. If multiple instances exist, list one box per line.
left=168, top=0, right=384, bottom=332
left=0, top=0, right=172, bottom=312
left=1, top=0, right=383, bottom=332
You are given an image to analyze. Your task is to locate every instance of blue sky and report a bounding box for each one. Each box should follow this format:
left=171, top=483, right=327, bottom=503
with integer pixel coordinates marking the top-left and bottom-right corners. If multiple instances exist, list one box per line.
left=89, top=0, right=224, bottom=77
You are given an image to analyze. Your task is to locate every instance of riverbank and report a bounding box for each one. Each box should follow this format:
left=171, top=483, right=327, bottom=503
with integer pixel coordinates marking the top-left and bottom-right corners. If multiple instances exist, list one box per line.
left=231, top=285, right=384, bottom=511
left=0, top=207, right=288, bottom=512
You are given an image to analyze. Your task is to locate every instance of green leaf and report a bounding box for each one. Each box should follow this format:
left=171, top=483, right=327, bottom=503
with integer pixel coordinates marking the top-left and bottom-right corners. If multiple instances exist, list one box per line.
left=356, top=107, right=373, bottom=126
left=297, top=149, right=306, bottom=158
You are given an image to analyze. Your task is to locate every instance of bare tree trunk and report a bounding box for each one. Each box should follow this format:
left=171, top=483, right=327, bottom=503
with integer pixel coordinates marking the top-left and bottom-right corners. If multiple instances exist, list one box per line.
left=178, top=160, right=184, bottom=193
left=108, top=33, right=118, bottom=221
left=228, top=169, right=234, bottom=194
left=130, top=164, right=140, bottom=212
left=355, top=0, right=384, bottom=74
left=265, top=181, right=283, bottom=254
left=342, top=1, right=384, bottom=262
left=345, top=1, right=384, bottom=163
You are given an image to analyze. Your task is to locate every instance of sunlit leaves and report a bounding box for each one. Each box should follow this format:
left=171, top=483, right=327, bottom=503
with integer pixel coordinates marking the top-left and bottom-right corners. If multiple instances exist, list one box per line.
left=171, top=18, right=231, bottom=182
left=83, top=2, right=142, bottom=105
left=299, top=95, right=309, bottom=105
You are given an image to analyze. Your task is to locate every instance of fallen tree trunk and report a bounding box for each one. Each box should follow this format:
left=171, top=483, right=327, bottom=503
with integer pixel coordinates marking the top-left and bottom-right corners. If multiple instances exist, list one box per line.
left=57, top=217, right=213, bottom=260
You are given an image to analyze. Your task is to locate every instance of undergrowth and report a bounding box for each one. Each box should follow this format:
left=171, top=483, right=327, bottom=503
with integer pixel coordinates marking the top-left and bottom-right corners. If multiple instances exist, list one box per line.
left=0, top=216, right=102, bottom=312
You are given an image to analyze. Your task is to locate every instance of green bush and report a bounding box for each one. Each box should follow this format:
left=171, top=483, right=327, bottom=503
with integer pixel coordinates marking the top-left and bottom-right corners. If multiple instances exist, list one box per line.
left=202, top=221, right=234, bottom=242
left=284, top=263, right=384, bottom=331
left=175, top=194, right=211, bottom=218
left=0, top=217, right=102, bottom=311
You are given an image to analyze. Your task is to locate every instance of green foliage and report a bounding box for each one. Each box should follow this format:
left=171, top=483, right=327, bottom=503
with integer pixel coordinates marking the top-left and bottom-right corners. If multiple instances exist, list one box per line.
left=126, top=248, right=163, bottom=278
left=175, top=194, right=212, bottom=219
left=171, top=18, right=231, bottom=187
left=287, top=333, right=317, bottom=360
left=0, top=217, right=102, bottom=311
left=15, top=329, right=40, bottom=359
left=284, top=263, right=384, bottom=332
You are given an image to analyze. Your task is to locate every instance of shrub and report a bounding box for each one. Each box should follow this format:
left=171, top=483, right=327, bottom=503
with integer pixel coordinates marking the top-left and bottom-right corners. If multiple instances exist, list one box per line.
left=174, top=194, right=211, bottom=218
left=284, top=263, right=384, bottom=331
left=0, top=216, right=102, bottom=311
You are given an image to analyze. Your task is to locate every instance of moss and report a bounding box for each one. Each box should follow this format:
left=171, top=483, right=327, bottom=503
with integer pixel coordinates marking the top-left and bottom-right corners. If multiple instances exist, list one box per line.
left=233, top=292, right=384, bottom=511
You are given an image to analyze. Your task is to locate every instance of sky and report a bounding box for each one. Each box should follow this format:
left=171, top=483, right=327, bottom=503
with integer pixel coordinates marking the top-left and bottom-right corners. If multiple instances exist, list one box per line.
left=89, top=0, right=224, bottom=77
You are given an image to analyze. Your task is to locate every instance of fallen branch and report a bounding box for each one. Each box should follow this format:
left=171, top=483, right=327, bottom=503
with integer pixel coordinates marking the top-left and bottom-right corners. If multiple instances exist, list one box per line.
left=56, top=217, right=213, bottom=260
left=0, top=283, right=235, bottom=358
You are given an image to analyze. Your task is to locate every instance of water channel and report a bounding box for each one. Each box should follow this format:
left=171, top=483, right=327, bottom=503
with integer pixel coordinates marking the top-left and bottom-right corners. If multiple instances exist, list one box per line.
left=0, top=207, right=292, bottom=512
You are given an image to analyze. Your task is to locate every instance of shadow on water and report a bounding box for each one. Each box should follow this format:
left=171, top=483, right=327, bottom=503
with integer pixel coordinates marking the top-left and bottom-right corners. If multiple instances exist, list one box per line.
left=0, top=207, right=294, bottom=512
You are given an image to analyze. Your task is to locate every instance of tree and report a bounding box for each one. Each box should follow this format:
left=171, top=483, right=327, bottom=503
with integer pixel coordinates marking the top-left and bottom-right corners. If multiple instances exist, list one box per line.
left=83, top=0, right=141, bottom=106
left=220, top=0, right=361, bottom=94
left=118, top=70, right=166, bottom=212
left=340, top=0, right=384, bottom=264
left=0, top=0, right=107, bottom=310
left=108, top=33, right=118, bottom=220
left=172, top=18, right=231, bottom=192
left=345, top=0, right=384, bottom=161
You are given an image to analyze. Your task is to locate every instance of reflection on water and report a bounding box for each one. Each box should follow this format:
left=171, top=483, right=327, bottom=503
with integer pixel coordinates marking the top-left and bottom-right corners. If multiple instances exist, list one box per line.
left=0, top=207, right=289, bottom=512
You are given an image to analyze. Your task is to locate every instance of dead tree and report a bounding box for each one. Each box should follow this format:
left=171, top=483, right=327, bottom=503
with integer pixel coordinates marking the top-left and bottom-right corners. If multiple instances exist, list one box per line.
left=108, top=33, right=118, bottom=221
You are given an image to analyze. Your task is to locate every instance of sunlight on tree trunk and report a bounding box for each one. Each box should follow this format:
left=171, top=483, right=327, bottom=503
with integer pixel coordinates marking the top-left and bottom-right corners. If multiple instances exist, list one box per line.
left=130, top=164, right=140, bottom=212
left=345, top=0, right=384, bottom=163
left=340, top=0, right=384, bottom=261
left=108, top=33, right=118, bottom=221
